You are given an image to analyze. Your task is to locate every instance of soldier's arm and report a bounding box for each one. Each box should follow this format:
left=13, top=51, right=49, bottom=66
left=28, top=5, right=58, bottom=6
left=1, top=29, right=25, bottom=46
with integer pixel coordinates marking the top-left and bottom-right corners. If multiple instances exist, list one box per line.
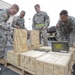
left=43, top=12, right=50, bottom=29
left=56, top=20, right=63, bottom=41
left=23, top=19, right=25, bottom=27
left=0, top=10, right=7, bottom=23
left=21, top=19, right=25, bottom=29
left=71, top=18, right=75, bottom=47
left=12, top=17, right=18, bottom=28
left=56, top=20, right=62, bottom=30
left=0, top=11, right=10, bottom=30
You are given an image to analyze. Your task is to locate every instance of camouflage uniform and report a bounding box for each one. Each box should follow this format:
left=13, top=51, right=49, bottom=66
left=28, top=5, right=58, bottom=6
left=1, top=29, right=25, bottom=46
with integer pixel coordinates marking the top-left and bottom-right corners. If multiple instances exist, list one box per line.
left=12, top=16, right=30, bottom=39
left=12, top=16, right=25, bottom=29
left=32, top=11, right=50, bottom=46
left=56, top=16, right=75, bottom=47
left=0, top=9, right=11, bottom=58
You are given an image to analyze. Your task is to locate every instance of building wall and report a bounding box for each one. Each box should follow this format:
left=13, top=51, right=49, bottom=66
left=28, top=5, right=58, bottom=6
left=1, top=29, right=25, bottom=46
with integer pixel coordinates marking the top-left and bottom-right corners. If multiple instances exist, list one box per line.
left=0, top=0, right=11, bottom=9
left=0, top=0, right=14, bottom=25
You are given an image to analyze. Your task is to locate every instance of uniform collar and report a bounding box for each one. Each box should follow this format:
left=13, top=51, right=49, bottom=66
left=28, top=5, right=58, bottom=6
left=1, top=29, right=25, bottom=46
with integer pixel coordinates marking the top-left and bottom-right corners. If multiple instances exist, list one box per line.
left=36, top=11, right=42, bottom=15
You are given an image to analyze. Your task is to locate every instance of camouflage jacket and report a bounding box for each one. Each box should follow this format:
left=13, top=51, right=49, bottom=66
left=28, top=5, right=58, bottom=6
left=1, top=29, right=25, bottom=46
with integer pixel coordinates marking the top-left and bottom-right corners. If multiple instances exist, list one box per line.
left=56, top=16, right=75, bottom=34
left=12, top=16, right=25, bottom=29
left=0, top=8, right=11, bottom=30
left=32, top=11, right=50, bottom=30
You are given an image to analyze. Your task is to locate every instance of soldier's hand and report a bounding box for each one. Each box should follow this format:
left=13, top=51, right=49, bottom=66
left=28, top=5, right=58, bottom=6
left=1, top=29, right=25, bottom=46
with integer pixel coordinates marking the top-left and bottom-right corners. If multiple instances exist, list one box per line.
left=15, top=26, right=19, bottom=29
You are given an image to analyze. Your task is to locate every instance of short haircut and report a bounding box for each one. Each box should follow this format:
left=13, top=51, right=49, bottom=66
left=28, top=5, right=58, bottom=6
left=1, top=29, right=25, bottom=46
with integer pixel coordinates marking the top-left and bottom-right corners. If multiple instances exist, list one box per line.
left=11, top=4, right=19, bottom=12
left=21, top=10, right=25, bottom=14
left=34, top=4, right=40, bottom=8
left=60, top=10, right=68, bottom=16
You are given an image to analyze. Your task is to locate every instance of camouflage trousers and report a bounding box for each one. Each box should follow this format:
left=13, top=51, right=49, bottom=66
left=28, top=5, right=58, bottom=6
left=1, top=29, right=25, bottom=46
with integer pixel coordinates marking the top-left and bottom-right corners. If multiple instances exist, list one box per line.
left=0, top=30, right=7, bottom=58
left=4, top=30, right=13, bottom=45
left=39, top=29, right=48, bottom=46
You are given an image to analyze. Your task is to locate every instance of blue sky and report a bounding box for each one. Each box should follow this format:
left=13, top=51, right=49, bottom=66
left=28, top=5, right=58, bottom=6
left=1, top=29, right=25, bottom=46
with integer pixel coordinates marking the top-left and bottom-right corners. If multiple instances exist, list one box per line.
left=3, top=0, right=75, bottom=30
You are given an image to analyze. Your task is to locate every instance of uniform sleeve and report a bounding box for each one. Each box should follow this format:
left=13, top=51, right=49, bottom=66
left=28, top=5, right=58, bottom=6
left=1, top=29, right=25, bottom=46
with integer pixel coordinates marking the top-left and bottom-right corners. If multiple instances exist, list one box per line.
left=71, top=17, right=75, bottom=32
left=55, top=20, right=63, bottom=41
left=70, top=18, right=75, bottom=44
left=56, top=20, right=62, bottom=31
left=32, top=15, right=36, bottom=29
left=0, top=10, right=7, bottom=23
left=21, top=19, right=25, bottom=29
left=44, top=12, right=50, bottom=28
left=23, top=19, right=25, bottom=26
left=23, top=19, right=25, bottom=28
left=11, top=16, right=18, bottom=28
left=0, top=10, right=10, bottom=30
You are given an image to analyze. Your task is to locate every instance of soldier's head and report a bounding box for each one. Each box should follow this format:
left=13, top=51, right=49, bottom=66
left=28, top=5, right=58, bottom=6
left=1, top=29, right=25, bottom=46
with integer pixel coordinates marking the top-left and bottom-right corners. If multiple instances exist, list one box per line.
left=34, top=4, right=40, bottom=13
left=20, top=10, right=25, bottom=18
left=60, top=10, right=69, bottom=23
left=9, top=4, right=19, bottom=15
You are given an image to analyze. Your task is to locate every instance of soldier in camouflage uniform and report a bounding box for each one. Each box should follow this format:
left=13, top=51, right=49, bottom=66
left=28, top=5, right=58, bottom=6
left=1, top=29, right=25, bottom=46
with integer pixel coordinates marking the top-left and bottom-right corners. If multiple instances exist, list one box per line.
left=56, top=10, right=75, bottom=47
left=32, top=4, right=50, bottom=46
left=0, top=4, right=19, bottom=59
left=12, top=11, right=30, bottom=39
left=12, top=10, right=25, bottom=29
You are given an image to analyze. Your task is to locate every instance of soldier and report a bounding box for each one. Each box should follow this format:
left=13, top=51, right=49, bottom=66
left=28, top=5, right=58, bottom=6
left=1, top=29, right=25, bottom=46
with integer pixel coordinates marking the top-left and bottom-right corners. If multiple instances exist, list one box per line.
left=12, top=10, right=25, bottom=29
left=12, top=11, right=30, bottom=39
left=0, top=4, right=19, bottom=62
left=32, top=4, right=50, bottom=46
left=56, top=10, right=75, bottom=47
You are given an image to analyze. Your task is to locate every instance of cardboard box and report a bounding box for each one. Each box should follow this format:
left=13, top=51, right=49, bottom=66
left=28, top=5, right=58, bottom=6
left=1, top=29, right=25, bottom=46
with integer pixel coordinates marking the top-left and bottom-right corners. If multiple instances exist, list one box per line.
left=20, top=53, right=26, bottom=67
left=14, top=29, right=27, bottom=37
left=30, top=30, right=40, bottom=46
left=20, top=50, right=46, bottom=71
left=48, top=51, right=63, bottom=56
left=30, top=30, right=39, bottom=36
left=54, top=56, right=72, bottom=75
left=7, top=50, right=20, bottom=66
left=28, top=44, right=43, bottom=50
left=14, top=29, right=28, bottom=53
left=30, top=51, right=46, bottom=71
left=20, top=51, right=35, bottom=67
left=44, top=54, right=61, bottom=75
left=38, top=46, right=51, bottom=51
left=14, top=44, right=28, bottom=53
left=70, top=47, right=75, bottom=64
left=36, top=53, right=53, bottom=75
left=14, top=37, right=27, bottom=45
